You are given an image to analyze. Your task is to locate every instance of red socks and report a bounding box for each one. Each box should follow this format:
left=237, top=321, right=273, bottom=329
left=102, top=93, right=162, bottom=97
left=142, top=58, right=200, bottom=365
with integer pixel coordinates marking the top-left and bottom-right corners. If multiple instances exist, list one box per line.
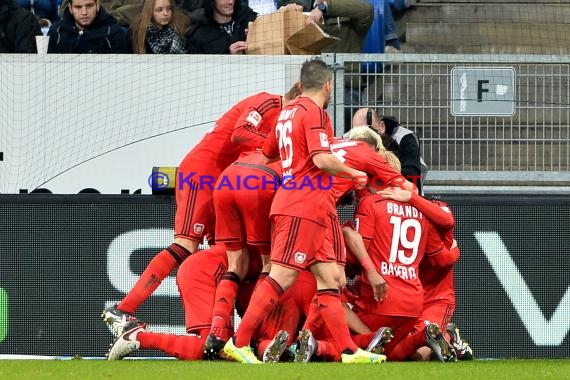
left=387, top=328, right=427, bottom=361
left=119, top=243, right=190, bottom=314
left=234, top=276, right=284, bottom=348
left=209, top=272, right=240, bottom=339
left=302, top=296, right=323, bottom=332
left=138, top=330, right=206, bottom=360
left=315, top=289, right=359, bottom=354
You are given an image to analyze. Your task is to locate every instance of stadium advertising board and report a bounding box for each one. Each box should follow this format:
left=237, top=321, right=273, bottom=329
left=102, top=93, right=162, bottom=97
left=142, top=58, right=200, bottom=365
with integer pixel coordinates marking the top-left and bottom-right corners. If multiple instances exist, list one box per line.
left=0, top=195, right=568, bottom=359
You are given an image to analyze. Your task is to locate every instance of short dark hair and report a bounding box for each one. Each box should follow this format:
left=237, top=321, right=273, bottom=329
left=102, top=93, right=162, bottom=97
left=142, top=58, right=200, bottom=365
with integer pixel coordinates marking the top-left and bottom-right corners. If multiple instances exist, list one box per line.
left=68, top=0, right=98, bottom=5
left=380, top=115, right=399, bottom=135
left=300, top=58, right=333, bottom=91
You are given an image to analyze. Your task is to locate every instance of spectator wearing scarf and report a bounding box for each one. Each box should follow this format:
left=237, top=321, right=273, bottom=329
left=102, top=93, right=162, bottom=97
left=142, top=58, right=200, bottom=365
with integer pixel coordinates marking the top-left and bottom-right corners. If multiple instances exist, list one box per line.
left=131, top=0, right=188, bottom=53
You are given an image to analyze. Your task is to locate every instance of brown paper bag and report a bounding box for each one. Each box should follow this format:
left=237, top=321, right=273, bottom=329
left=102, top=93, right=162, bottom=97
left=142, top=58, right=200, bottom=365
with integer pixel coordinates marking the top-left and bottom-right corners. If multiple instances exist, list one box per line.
left=247, top=8, right=308, bottom=55
left=286, top=22, right=340, bottom=55
left=247, top=8, right=338, bottom=55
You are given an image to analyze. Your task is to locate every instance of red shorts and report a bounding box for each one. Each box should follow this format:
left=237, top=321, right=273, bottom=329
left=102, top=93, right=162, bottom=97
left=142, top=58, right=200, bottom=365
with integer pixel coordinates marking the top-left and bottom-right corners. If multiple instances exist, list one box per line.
left=411, top=301, right=455, bottom=335
left=174, top=155, right=220, bottom=242
left=214, top=165, right=276, bottom=249
left=322, top=211, right=346, bottom=265
left=270, top=215, right=326, bottom=270
left=177, top=245, right=227, bottom=332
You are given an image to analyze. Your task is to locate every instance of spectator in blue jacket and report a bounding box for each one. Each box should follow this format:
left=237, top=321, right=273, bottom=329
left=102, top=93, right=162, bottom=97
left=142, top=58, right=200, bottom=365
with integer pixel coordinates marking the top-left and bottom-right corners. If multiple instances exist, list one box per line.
left=48, top=0, right=129, bottom=53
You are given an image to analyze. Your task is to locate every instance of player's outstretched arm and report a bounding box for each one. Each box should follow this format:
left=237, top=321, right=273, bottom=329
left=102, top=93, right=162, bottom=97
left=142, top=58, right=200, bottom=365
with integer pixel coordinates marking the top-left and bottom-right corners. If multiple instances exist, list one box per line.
left=378, top=189, right=454, bottom=231
left=313, top=152, right=368, bottom=188
left=424, top=244, right=460, bottom=268
left=342, top=225, right=387, bottom=302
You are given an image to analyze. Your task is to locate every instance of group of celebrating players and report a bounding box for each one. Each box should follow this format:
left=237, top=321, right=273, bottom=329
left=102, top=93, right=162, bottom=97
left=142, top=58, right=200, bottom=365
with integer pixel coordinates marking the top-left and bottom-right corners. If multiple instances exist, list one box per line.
left=102, top=58, right=473, bottom=364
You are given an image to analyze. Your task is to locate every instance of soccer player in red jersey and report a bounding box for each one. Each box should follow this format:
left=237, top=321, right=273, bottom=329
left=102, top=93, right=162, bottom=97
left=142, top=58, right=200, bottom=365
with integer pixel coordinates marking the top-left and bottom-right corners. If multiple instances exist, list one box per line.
left=106, top=244, right=260, bottom=360
left=102, top=85, right=301, bottom=336
left=289, top=129, right=414, bottom=362
left=223, top=58, right=384, bottom=364
left=390, top=198, right=473, bottom=361
left=203, top=150, right=282, bottom=358
left=343, top=185, right=455, bottom=361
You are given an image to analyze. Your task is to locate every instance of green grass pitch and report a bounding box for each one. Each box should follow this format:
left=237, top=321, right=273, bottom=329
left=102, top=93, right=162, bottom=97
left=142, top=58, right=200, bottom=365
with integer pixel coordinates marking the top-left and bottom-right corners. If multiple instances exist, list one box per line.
left=1, top=360, right=569, bottom=380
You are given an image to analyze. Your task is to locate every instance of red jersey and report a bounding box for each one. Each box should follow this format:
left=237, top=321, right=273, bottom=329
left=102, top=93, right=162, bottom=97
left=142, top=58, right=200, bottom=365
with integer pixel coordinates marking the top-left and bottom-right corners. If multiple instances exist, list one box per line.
left=420, top=246, right=458, bottom=306
left=189, top=92, right=282, bottom=172
left=329, top=138, right=407, bottom=212
left=353, top=194, right=445, bottom=317
left=419, top=201, right=459, bottom=306
left=262, top=96, right=334, bottom=226
left=229, top=150, right=283, bottom=183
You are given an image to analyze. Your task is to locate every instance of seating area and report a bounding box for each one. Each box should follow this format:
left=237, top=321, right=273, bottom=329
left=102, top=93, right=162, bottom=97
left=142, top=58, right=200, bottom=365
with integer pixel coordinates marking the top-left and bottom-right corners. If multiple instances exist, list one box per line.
left=398, top=0, right=570, bottom=55
left=361, top=1, right=570, bottom=176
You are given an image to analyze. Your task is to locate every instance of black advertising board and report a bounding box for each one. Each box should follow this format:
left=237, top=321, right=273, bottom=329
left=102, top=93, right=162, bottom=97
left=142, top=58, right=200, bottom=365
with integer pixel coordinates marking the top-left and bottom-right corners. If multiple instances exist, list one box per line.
left=0, top=194, right=568, bottom=358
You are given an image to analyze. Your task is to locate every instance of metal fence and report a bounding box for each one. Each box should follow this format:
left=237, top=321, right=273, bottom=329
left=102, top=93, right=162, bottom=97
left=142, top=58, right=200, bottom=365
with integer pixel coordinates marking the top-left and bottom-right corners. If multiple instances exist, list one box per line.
left=328, top=53, right=570, bottom=186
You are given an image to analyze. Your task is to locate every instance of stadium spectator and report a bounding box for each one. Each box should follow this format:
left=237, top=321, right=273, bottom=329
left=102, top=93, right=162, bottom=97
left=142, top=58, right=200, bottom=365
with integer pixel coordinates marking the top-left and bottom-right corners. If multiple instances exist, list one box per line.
left=130, top=0, right=188, bottom=54
left=185, top=0, right=256, bottom=54
left=48, top=0, right=130, bottom=53
left=383, top=0, right=400, bottom=52
left=276, top=0, right=373, bottom=147
left=384, top=0, right=418, bottom=52
left=19, top=0, right=62, bottom=26
left=277, top=0, right=373, bottom=54
left=174, top=0, right=204, bottom=26
left=60, top=0, right=142, bottom=27
left=0, top=0, right=41, bottom=52
left=101, top=85, right=301, bottom=338
left=352, top=108, right=427, bottom=193
left=222, top=58, right=385, bottom=365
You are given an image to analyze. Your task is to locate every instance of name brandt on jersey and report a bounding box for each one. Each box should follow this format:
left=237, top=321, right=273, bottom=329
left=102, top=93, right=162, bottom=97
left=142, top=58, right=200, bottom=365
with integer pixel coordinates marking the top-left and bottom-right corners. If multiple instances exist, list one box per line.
left=386, top=202, right=423, bottom=219
left=380, top=262, right=417, bottom=280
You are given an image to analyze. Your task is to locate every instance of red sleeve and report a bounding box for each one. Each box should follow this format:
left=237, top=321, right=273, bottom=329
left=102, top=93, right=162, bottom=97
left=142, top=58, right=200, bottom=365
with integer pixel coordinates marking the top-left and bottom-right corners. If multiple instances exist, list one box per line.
left=354, top=196, right=376, bottom=244
left=305, top=107, right=333, bottom=157
left=424, top=245, right=460, bottom=267
left=261, top=124, right=280, bottom=160
left=424, top=222, right=445, bottom=257
left=231, top=95, right=281, bottom=150
left=408, top=193, right=454, bottom=231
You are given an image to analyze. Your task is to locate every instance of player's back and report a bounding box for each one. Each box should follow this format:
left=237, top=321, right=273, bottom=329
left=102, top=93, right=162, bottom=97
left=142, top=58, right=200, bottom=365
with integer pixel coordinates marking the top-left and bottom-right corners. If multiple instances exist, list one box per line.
left=269, top=96, right=334, bottom=226
left=233, top=150, right=282, bottom=179
left=355, top=194, right=435, bottom=317
left=188, top=92, right=282, bottom=172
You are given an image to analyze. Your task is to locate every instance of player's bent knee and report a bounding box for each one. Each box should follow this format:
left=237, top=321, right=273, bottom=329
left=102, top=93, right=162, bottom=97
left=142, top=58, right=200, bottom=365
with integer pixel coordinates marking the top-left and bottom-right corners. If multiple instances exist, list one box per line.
left=173, top=237, right=199, bottom=254
left=269, top=264, right=299, bottom=291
